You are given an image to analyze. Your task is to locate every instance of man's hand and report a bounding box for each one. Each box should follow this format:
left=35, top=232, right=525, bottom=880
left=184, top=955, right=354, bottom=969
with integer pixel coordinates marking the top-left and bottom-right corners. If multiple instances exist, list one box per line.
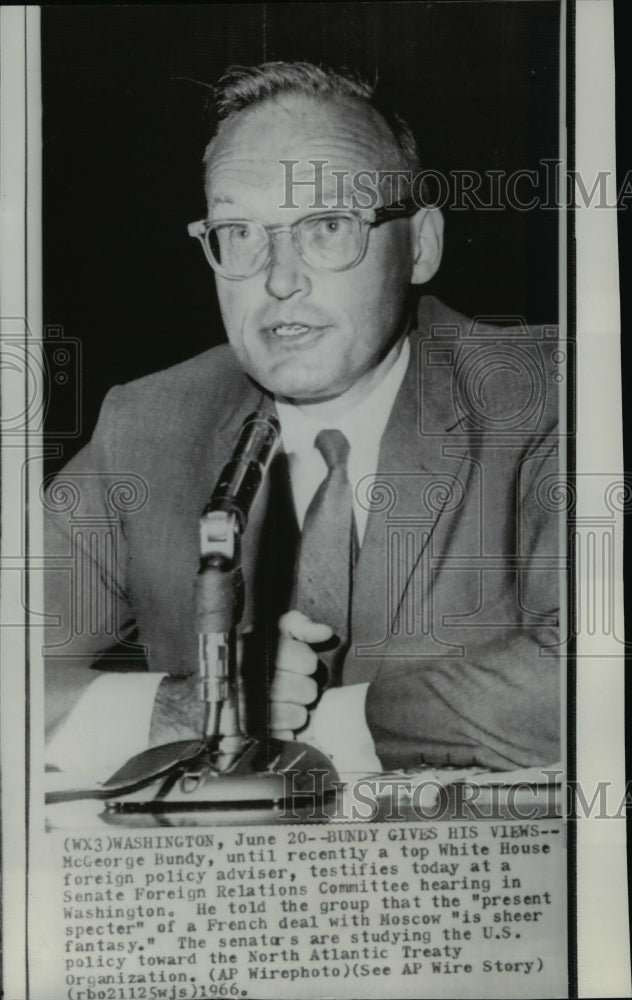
left=149, top=674, right=206, bottom=747
left=270, top=610, right=333, bottom=740
left=150, top=611, right=333, bottom=747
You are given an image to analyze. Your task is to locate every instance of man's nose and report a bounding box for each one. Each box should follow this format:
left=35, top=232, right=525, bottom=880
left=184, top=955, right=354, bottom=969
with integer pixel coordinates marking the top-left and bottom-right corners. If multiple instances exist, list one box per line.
left=264, top=231, right=311, bottom=300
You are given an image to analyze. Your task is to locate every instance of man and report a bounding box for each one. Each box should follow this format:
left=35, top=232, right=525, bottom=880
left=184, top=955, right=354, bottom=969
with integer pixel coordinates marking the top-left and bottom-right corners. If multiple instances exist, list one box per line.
left=45, top=62, right=561, bottom=782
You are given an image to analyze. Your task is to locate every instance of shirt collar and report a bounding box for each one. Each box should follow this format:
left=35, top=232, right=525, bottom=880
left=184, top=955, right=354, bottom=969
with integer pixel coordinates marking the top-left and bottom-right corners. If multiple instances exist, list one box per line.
left=276, top=336, right=410, bottom=457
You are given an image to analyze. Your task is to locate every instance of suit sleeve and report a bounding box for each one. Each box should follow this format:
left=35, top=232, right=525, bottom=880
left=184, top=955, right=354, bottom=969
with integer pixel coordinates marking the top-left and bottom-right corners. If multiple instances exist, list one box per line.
left=44, top=386, right=140, bottom=735
left=365, top=431, right=563, bottom=772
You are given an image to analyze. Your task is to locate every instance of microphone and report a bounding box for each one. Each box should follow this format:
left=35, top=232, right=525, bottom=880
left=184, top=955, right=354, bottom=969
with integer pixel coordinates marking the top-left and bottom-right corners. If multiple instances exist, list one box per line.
left=196, top=410, right=281, bottom=747
left=204, top=411, right=281, bottom=533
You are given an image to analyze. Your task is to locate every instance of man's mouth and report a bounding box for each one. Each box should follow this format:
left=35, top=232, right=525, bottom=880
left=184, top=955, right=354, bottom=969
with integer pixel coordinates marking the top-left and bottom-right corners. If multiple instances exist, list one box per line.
left=270, top=323, right=313, bottom=337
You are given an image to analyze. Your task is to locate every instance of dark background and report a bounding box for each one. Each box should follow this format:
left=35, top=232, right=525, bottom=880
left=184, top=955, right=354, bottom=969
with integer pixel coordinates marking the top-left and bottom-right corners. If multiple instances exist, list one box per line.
left=42, top=1, right=561, bottom=471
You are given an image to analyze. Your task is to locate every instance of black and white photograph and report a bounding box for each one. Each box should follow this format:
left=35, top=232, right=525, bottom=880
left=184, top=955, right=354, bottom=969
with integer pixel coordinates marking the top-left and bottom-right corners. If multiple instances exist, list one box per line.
left=0, top=2, right=629, bottom=998
left=42, top=0, right=564, bottom=805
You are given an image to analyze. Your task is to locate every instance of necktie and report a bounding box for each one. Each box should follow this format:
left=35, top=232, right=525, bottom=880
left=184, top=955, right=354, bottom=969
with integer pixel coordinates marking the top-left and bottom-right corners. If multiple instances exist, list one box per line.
left=294, top=429, right=357, bottom=682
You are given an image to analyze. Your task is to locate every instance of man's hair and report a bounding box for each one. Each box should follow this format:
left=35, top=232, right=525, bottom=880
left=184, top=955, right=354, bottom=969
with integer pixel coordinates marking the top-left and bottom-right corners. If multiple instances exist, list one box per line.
left=203, top=60, right=421, bottom=173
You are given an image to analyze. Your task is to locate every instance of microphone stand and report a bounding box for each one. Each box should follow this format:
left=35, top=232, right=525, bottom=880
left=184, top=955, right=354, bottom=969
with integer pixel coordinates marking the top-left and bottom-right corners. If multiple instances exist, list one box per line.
left=195, top=504, right=246, bottom=770
left=100, top=412, right=338, bottom=822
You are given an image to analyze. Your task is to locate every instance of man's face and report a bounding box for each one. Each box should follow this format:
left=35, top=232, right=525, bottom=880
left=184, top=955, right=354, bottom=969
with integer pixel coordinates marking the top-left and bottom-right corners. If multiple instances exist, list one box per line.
left=205, top=94, right=419, bottom=402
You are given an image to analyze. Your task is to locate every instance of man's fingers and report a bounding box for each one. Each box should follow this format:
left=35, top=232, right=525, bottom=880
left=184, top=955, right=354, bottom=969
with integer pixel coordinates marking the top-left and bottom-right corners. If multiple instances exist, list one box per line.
left=270, top=700, right=308, bottom=733
left=278, top=610, right=334, bottom=645
left=271, top=611, right=330, bottom=741
left=276, top=635, right=319, bottom=676
left=271, top=669, right=318, bottom=706
left=271, top=729, right=295, bottom=742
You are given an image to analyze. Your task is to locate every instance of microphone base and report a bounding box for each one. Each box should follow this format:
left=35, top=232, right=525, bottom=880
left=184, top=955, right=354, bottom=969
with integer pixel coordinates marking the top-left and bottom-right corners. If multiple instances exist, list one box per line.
left=102, top=738, right=339, bottom=827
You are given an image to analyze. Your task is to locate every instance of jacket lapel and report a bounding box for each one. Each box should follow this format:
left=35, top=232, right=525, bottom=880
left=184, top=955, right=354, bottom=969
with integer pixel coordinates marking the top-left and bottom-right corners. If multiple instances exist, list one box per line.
left=344, top=329, right=469, bottom=684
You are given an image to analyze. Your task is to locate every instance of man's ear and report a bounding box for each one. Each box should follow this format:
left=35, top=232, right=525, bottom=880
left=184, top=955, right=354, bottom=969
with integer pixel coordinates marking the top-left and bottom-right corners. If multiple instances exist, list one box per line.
left=410, top=207, right=444, bottom=284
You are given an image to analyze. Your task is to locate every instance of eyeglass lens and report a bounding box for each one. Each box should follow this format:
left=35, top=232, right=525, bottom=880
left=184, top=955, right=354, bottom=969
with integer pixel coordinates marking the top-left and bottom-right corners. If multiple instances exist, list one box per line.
left=207, top=214, right=363, bottom=276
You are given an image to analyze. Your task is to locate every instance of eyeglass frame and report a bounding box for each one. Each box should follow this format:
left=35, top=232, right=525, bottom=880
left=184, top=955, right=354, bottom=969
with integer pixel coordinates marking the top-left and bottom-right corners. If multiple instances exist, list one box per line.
left=187, top=197, right=419, bottom=280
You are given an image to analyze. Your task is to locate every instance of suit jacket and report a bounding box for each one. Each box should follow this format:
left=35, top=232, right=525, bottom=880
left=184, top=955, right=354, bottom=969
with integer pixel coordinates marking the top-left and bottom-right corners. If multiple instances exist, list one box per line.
left=44, top=296, right=562, bottom=770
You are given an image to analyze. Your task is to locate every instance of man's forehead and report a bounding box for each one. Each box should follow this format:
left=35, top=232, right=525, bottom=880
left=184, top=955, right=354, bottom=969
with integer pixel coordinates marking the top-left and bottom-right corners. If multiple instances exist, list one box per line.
left=206, top=158, right=362, bottom=208
left=205, top=94, right=398, bottom=207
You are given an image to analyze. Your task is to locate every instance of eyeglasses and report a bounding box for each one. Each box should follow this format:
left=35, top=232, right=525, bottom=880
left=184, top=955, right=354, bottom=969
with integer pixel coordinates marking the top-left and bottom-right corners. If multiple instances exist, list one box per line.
left=187, top=199, right=418, bottom=280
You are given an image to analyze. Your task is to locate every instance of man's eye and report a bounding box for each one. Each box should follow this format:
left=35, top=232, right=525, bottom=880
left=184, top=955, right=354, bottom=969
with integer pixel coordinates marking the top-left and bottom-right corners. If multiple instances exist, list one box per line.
left=312, top=216, right=350, bottom=238
left=229, top=224, right=254, bottom=240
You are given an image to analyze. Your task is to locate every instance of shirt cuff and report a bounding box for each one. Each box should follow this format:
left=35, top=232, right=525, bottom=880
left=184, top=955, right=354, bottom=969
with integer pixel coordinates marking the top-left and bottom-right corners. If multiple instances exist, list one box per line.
left=46, top=672, right=165, bottom=785
left=308, top=682, right=383, bottom=781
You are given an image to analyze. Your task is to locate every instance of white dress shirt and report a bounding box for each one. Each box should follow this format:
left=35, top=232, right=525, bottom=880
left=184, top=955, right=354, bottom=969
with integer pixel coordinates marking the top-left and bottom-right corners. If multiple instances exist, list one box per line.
left=47, top=338, right=410, bottom=784
left=273, top=338, right=410, bottom=778
left=275, top=336, right=410, bottom=542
